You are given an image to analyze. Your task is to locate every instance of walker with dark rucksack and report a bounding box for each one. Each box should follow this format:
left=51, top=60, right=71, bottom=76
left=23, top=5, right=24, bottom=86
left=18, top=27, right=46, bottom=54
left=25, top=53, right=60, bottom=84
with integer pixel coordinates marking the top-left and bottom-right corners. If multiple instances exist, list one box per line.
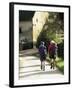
left=39, top=41, right=47, bottom=71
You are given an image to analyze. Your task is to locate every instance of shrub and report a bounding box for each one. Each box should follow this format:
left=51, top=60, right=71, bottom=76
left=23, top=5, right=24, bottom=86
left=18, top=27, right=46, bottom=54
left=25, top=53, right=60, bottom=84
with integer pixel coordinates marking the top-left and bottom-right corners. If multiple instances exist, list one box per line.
left=57, top=40, right=64, bottom=59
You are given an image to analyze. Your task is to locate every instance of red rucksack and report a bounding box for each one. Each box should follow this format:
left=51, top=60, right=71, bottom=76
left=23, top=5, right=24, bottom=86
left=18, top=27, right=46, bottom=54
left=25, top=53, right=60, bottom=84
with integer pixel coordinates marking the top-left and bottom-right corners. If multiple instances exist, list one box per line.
left=48, top=44, right=56, bottom=55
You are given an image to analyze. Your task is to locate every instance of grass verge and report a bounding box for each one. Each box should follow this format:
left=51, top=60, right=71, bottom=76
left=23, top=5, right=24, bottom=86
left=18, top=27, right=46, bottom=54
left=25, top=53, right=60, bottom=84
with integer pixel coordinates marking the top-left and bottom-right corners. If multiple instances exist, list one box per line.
left=56, top=58, right=64, bottom=74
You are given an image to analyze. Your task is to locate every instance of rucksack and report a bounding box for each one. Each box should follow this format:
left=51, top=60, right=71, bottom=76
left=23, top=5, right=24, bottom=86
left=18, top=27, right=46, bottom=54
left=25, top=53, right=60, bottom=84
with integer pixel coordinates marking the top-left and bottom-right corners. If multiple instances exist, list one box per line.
left=39, top=45, right=46, bottom=55
left=49, top=44, right=56, bottom=55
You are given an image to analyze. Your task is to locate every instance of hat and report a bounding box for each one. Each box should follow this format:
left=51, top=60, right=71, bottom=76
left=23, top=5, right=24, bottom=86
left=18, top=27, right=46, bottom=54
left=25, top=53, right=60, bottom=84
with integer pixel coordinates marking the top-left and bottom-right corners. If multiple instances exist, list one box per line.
left=41, top=41, right=45, bottom=45
left=51, top=40, right=55, bottom=44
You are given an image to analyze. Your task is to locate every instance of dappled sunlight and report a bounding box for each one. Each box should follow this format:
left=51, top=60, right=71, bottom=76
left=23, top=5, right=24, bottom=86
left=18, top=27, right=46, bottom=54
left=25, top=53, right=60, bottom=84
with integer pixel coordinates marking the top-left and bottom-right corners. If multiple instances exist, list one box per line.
left=19, top=49, right=64, bottom=80
left=19, top=11, right=64, bottom=80
left=33, top=11, right=49, bottom=43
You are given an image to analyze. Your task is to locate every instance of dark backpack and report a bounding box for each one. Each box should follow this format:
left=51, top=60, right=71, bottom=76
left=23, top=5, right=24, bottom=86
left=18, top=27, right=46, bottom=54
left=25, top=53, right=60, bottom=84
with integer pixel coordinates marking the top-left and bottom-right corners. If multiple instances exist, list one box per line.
left=39, top=45, right=46, bottom=55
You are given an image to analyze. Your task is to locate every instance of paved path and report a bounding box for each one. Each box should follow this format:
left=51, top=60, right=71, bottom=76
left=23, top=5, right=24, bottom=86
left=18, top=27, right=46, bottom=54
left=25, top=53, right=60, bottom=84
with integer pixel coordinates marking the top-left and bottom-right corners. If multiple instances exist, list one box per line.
left=19, top=49, right=64, bottom=81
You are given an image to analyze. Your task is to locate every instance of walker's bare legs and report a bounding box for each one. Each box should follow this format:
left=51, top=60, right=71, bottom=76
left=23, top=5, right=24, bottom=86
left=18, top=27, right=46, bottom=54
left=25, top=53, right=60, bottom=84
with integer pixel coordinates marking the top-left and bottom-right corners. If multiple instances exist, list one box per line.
left=41, top=60, right=45, bottom=71
left=50, top=59, right=52, bottom=69
left=50, top=59, right=55, bottom=69
left=42, top=61, right=45, bottom=71
left=41, top=61, right=42, bottom=70
left=53, top=59, right=55, bottom=69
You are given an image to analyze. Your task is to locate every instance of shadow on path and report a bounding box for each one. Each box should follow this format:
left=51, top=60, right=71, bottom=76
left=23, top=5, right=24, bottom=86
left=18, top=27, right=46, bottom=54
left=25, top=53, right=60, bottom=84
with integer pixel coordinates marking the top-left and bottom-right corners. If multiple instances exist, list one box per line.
left=20, top=70, right=41, bottom=74
left=19, top=64, right=50, bottom=68
left=19, top=69, right=62, bottom=78
left=19, top=49, right=63, bottom=79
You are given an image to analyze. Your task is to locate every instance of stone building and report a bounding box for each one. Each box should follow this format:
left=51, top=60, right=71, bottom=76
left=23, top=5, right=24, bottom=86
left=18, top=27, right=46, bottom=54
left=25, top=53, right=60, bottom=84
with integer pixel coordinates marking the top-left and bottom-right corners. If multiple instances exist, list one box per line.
left=33, top=12, right=49, bottom=47
left=19, top=21, right=32, bottom=43
left=19, top=11, right=49, bottom=50
left=19, top=11, right=34, bottom=50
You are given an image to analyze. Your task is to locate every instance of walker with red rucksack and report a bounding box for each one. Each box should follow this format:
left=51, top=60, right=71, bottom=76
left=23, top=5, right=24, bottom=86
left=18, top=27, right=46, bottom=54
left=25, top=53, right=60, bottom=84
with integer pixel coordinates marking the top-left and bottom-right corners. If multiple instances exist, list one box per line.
left=48, top=40, right=57, bottom=69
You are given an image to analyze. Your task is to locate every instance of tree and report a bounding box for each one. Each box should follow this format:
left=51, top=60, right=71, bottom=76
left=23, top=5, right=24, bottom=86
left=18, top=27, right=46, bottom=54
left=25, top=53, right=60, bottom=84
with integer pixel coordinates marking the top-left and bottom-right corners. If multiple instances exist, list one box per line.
left=36, top=12, right=64, bottom=48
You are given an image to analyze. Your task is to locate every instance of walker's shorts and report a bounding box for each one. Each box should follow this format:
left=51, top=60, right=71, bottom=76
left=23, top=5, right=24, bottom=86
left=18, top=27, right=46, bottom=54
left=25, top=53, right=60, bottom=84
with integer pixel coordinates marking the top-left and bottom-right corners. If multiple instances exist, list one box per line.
left=40, top=54, right=46, bottom=61
left=49, top=54, right=56, bottom=59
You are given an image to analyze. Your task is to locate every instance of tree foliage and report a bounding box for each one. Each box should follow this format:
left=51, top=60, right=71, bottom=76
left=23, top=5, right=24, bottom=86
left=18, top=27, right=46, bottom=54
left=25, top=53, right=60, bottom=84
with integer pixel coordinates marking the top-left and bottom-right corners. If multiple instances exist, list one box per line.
left=36, top=12, right=64, bottom=48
